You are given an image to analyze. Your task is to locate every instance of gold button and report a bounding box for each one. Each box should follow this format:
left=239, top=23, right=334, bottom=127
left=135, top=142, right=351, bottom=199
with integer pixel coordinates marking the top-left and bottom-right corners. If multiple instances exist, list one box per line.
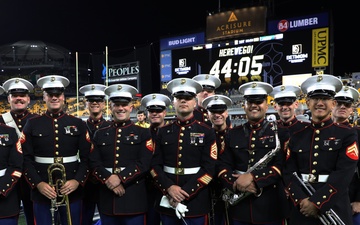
left=315, top=137, right=319, bottom=141
left=251, top=144, right=255, bottom=148
left=178, top=162, right=182, bottom=166
left=312, top=169, right=316, bottom=173
left=180, top=133, right=184, bottom=136
left=316, top=130, right=320, bottom=134
left=118, top=129, right=122, bottom=132
left=313, top=161, right=317, bottom=165
left=314, top=153, right=318, bottom=157
left=251, top=137, right=256, bottom=141
left=181, top=127, right=185, bottom=130
left=314, top=145, right=319, bottom=149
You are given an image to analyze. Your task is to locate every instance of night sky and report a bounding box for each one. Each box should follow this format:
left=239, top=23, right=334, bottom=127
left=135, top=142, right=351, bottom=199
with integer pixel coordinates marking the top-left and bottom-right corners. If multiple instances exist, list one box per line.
left=0, top=0, right=356, bottom=76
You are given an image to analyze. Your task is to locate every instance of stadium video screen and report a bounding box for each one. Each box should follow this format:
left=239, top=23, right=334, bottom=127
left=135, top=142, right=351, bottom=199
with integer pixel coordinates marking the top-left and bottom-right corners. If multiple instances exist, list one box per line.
left=160, top=27, right=331, bottom=94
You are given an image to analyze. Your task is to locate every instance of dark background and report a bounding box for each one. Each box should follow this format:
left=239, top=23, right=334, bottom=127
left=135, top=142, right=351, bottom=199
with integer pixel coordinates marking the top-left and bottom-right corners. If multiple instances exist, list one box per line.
left=0, top=0, right=356, bottom=92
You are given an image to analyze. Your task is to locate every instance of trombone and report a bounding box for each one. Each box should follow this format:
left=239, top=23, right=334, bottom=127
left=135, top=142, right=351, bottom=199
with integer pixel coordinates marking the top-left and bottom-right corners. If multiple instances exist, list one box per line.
left=292, top=172, right=345, bottom=225
left=48, top=161, right=72, bottom=225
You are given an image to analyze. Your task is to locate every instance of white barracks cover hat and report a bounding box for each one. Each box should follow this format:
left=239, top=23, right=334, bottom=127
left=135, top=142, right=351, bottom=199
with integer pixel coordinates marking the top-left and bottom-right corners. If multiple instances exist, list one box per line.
left=334, top=86, right=359, bottom=103
left=3, top=78, right=34, bottom=94
left=192, top=74, right=221, bottom=90
left=167, top=78, right=202, bottom=97
left=301, top=74, right=342, bottom=98
left=0, top=86, right=5, bottom=95
left=79, top=84, right=106, bottom=101
left=141, top=93, right=171, bottom=110
left=37, top=75, right=70, bottom=94
left=239, top=81, right=273, bottom=101
left=105, top=84, right=138, bottom=103
left=270, top=85, right=301, bottom=104
left=202, top=95, right=233, bottom=112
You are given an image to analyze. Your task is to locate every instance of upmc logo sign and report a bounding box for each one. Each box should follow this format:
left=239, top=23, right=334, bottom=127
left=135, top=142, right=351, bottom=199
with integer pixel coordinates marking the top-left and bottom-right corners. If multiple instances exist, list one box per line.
left=267, top=12, right=329, bottom=34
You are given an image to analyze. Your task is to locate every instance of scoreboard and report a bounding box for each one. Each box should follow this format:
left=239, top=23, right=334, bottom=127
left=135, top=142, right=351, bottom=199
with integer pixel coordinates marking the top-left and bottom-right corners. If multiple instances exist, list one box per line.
left=160, top=12, right=332, bottom=94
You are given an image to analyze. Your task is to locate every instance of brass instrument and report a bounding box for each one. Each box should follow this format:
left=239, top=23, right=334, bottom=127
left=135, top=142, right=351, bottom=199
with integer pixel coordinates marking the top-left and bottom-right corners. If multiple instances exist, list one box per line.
left=292, top=172, right=345, bottom=225
left=222, top=114, right=281, bottom=205
left=48, top=160, right=72, bottom=225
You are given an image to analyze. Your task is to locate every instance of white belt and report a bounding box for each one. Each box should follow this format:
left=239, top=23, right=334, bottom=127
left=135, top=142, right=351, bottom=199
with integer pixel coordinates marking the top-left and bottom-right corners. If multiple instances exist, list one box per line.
left=301, top=174, right=329, bottom=183
left=34, top=155, right=78, bottom=164
left=105, top=167, right=126, bottom=173
left=163, top=166, right=200, bottom=175
left=234, top=170, right=246, bottom=174
left=0, top=168, right=6, bottom=177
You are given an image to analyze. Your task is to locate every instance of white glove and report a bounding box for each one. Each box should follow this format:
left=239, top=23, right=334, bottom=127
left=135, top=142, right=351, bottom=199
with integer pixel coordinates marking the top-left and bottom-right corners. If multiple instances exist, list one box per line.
left=159, top=195, right=189, bottom=219
left=175, top=203, right=189, bottom=219
left=159, top=195, right=172, bottom=208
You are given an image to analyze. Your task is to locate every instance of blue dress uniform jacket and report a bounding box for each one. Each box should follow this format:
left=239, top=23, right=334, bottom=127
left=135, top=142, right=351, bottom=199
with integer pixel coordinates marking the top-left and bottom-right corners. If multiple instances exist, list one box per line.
left=218, top=118, right=290, bottom=223
left=85, top=117, right=112, bottom=140
left=21, top=110, right=91, bottom=203
left=349, top=123, right=360, bottom=208
left=0, top=124, right=22, bottom=218
left=194, top=106, right=212, bottom=127
left=151, top=117, right=218, bottom=217
left=0, top=110, right=39, bottom=131
left=89, top=120, right=154, bottom=215
left=277, top=116, right=310, bottom=135
left=283, top=118, right=359, bottom=225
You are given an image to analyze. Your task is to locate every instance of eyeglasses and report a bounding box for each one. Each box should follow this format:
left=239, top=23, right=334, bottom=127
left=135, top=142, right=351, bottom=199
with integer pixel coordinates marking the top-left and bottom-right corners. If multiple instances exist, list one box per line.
left=336, top=102, right=352, bottom=108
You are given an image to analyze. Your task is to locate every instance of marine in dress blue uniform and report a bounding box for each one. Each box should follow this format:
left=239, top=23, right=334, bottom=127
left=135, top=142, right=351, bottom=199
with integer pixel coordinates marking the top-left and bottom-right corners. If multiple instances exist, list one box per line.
left=283, top=74, right=359, bottom=225
left=202, top=94, right=233, bottom=225
left=0, top=78, right=39, bottom=225
left=21, top=75, right=91, bottom=225
left=192, top=74, right=223, bottom=127
left=89, top=84, right=154, bottom=225
left=271, top=84, right=310, bottom=135
left=0, top=85, right=24, bottom=225
left=218, top=82, right=290, bottom=225
left=332, top=85, right=360, bottom=224
left=79, top=83, right=112, bottom=225
left=141, top=93, right=171, bottom=225
left=151, top=78, right=218, bottom=225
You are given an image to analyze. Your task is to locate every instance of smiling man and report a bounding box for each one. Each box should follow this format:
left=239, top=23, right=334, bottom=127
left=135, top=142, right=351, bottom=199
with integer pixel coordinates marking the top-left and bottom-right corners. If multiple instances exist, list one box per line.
left=21, top=75, right=91, bottom=225
left=89, top=83, right=153, bottom=225
left=79, top=83, right=111, bottom=225
left=217, top=81, right=290, bottom=225
left=0, top=77, right=38, bottom=225
left=271, top=84, right=310, bottom=135
left=202, top=94, right=232, bottom=225
left=283, top=74, right=359, bottom=225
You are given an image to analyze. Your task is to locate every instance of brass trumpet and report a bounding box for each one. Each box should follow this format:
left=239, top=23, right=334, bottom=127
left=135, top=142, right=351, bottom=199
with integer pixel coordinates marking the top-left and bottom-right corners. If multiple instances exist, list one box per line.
left=48, top=161, right=72, bottom=225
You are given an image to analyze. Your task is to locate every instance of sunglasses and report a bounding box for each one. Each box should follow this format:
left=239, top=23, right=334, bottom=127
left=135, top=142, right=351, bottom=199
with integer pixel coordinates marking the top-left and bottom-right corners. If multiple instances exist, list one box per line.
left=336, top=102, right=352, bottom=108
left=148, top=109, right=164, bottom=113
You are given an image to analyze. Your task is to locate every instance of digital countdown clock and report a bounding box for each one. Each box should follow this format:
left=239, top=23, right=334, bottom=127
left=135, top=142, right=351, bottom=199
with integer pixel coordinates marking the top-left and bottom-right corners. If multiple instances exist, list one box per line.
left=161, top=29, right=331, bottom=93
